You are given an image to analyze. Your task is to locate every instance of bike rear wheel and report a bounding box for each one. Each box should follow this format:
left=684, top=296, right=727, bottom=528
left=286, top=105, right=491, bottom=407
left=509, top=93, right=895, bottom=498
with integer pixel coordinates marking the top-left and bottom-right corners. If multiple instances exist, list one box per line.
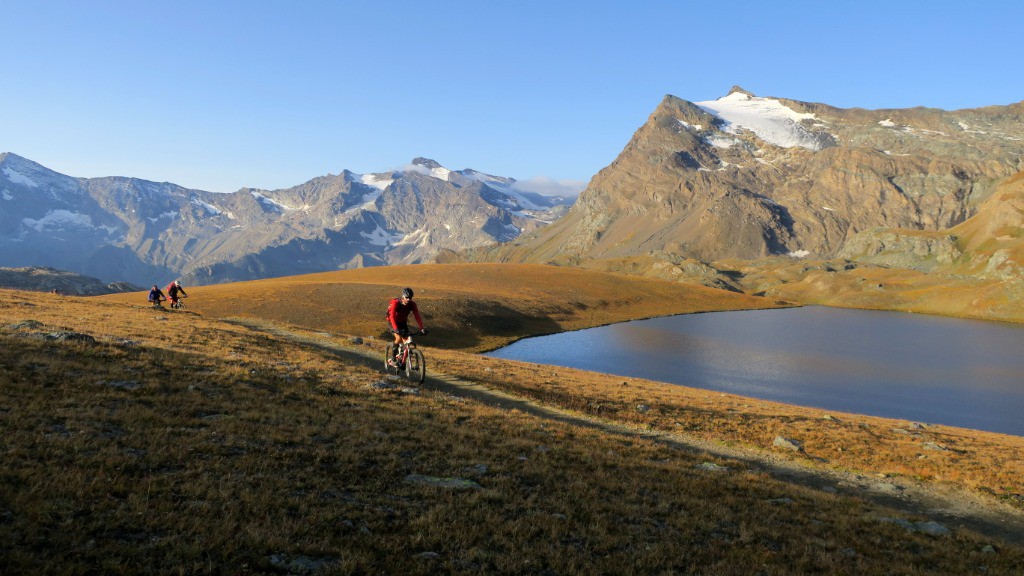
left=406, top=350, right=425, bottom=383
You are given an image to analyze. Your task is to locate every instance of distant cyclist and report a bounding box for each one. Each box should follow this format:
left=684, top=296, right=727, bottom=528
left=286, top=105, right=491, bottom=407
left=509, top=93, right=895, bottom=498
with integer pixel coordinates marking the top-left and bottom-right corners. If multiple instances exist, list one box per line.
left=165, top=281, right=188, bottom=308
left=387, top=287, right=426, bottom=366
left=148, top=284, right=166, bottom=307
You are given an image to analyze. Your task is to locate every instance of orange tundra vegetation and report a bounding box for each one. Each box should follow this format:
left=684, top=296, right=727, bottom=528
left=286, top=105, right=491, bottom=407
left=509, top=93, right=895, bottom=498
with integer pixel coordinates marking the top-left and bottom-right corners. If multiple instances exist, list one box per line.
left=0, top=263, right=1017, bottom=574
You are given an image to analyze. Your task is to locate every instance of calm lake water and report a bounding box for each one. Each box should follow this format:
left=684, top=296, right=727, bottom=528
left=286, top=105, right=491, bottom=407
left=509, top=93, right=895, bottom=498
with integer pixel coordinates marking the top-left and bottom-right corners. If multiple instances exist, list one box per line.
left=485, top=307, right=1024, bottom=437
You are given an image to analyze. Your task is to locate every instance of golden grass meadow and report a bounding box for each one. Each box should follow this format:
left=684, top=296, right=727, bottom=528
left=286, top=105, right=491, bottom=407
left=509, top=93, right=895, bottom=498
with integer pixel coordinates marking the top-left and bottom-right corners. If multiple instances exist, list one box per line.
left=3, top=263, right=1023, bottom=574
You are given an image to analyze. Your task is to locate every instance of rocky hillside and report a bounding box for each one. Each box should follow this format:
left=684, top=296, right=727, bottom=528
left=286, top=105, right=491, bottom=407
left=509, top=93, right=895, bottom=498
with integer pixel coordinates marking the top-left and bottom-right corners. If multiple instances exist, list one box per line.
left=0, top=267, right=139, bottom=295
left=0, top=154, right=571, bottom=286
left=838, top=170, right=1024, bottom=278
left=482, top=87, right=1024, bottom=266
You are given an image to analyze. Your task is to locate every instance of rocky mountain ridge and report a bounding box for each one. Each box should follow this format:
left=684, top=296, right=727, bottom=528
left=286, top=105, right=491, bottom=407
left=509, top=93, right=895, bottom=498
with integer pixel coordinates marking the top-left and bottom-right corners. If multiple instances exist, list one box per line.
left=0, top=154, right=572, bottom=286
left=483, top=87, right=1023, bottom=266
left=460, top=87, right=1024, bottom=322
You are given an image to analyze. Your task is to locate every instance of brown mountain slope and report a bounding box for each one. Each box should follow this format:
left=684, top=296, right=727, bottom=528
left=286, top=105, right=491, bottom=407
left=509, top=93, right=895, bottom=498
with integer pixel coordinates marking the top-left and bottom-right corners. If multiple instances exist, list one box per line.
left=948, top=170, right=1024, bottom=278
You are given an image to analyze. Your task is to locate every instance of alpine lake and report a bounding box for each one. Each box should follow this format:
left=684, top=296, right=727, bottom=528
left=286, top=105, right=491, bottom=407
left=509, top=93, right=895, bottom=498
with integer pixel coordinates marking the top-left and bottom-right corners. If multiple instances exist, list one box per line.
left=485, top=306, right=1024, bottom=437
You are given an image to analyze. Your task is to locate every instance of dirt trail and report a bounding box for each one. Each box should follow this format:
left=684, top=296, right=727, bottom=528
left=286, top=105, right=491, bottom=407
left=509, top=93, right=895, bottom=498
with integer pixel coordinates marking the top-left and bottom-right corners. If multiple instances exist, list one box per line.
left=228, top=318, right=1024, bottom=548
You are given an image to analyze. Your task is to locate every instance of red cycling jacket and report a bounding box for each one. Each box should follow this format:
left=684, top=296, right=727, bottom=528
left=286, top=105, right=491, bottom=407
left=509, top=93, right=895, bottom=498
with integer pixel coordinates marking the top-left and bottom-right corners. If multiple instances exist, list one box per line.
left=387, top=298, right=424, bottom=331
left=165, top=283, right=187, bottom=299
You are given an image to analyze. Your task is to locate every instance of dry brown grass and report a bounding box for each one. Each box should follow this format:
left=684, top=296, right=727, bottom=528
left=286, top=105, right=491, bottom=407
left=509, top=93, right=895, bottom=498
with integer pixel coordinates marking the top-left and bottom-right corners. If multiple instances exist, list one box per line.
left=3, top=277, right=1024, bottom=574
left=97, top=263, right=786, bottom=352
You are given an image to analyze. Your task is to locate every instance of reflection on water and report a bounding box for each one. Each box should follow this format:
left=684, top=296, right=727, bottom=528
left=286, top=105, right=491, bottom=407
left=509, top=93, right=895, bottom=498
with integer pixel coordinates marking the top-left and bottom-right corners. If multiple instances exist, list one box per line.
left=485, top=307, right=1024, bottom=437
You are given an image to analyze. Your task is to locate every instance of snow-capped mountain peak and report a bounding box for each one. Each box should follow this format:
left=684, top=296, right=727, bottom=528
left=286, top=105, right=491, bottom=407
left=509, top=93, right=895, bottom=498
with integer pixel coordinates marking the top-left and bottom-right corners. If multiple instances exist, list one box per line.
left=695, top=90, right=833, bottom=151
left=407, top=157, right=452, bottom=181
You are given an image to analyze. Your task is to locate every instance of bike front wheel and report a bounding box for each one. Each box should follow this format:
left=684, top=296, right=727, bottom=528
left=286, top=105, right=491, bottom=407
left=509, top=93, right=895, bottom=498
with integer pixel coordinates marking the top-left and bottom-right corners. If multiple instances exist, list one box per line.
left=406, top=350, right=425, bottom=383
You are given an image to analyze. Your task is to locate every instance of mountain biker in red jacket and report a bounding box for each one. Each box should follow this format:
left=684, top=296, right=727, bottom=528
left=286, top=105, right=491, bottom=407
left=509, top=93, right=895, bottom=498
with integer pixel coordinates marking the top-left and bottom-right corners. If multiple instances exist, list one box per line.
left=387, top=287, right=425, bottom=365
left=165, top=281, right=188, bottom=307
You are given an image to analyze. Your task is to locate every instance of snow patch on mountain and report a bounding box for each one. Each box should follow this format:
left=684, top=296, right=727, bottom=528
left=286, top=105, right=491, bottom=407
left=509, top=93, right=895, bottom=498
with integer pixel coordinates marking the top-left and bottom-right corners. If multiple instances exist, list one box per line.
left=471, top=177, right=559, bottom=212
left=431, top=166, right=451, bottom=181
left=678, top=119, right=704, bottom=131
left=251, top=191, right=288, bottom=211
left=353, top=190, right=382, bottom=212
left=696, top=92, right=831, bottom=151
left=461, top=169, right=514, bottom=186
left=22, top=210, right=93, bottom=232
left=148, top=211, right=179, bottom=222
left=191, top=198, right=223, bottom=216
left=705, top=134, right=740, bottom=149
left=360, top=173, right=394, bottom=191
left=3, top=166, right=39, bottom=188
left=361, top=225, right=404, bottom=247
left=405, top=163, right=451, bottom=181
left=393, top=228, right=430, bottom=249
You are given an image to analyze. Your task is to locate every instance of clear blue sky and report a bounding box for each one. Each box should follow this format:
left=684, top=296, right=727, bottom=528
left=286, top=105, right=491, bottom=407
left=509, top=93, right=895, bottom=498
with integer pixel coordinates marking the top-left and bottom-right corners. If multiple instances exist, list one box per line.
left=2, top=1, right=1020, bottom=194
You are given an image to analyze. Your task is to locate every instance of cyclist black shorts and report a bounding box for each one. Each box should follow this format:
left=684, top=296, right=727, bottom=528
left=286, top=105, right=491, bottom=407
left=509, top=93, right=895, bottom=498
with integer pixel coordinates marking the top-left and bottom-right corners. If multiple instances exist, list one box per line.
left=391, top=322, right=410, bottom=337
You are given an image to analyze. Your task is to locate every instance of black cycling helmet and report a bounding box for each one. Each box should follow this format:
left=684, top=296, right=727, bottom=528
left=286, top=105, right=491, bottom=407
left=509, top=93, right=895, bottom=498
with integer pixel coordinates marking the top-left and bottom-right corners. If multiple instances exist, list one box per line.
left=401, top=287, right=414, bottom=299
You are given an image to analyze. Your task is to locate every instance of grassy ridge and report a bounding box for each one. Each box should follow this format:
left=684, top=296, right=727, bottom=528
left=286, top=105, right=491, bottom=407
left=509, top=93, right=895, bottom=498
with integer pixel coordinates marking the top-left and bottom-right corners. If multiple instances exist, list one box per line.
left=101, top=263, right=785, bottom=352
left=3, top=266, right=1024, bottom=573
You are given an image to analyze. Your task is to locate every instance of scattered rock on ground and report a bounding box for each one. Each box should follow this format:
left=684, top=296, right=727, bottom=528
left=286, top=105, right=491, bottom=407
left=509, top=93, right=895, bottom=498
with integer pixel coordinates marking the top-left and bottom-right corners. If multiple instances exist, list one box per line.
left=7, top=320, right=44, bottom=330
left=37, top=331, right=97, bottom=343
left=697, top=462, right=729, bottom=472
left=880, top=517, right=950, bottom=536
left=915, top=520, right=951, bottom=536
left=773, top=436, right=803, bottom=452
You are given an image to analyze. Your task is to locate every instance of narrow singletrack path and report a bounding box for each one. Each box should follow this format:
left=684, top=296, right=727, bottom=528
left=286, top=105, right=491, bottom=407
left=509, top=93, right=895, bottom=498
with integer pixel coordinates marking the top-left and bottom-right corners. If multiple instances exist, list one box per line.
left=226, top=318, right=1024, bottom=548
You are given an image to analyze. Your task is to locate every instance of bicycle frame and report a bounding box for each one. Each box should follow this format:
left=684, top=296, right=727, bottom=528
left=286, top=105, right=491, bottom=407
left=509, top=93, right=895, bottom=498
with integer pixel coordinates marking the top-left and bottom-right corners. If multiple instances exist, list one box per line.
left=395, top=335, right=416, bottom=363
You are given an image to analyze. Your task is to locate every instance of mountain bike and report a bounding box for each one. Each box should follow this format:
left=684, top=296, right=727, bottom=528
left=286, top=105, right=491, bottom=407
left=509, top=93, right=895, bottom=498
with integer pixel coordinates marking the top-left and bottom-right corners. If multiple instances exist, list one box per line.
left=384, top=331, right=426, bottom=384
left=170, top=295, right=187, bottom=310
